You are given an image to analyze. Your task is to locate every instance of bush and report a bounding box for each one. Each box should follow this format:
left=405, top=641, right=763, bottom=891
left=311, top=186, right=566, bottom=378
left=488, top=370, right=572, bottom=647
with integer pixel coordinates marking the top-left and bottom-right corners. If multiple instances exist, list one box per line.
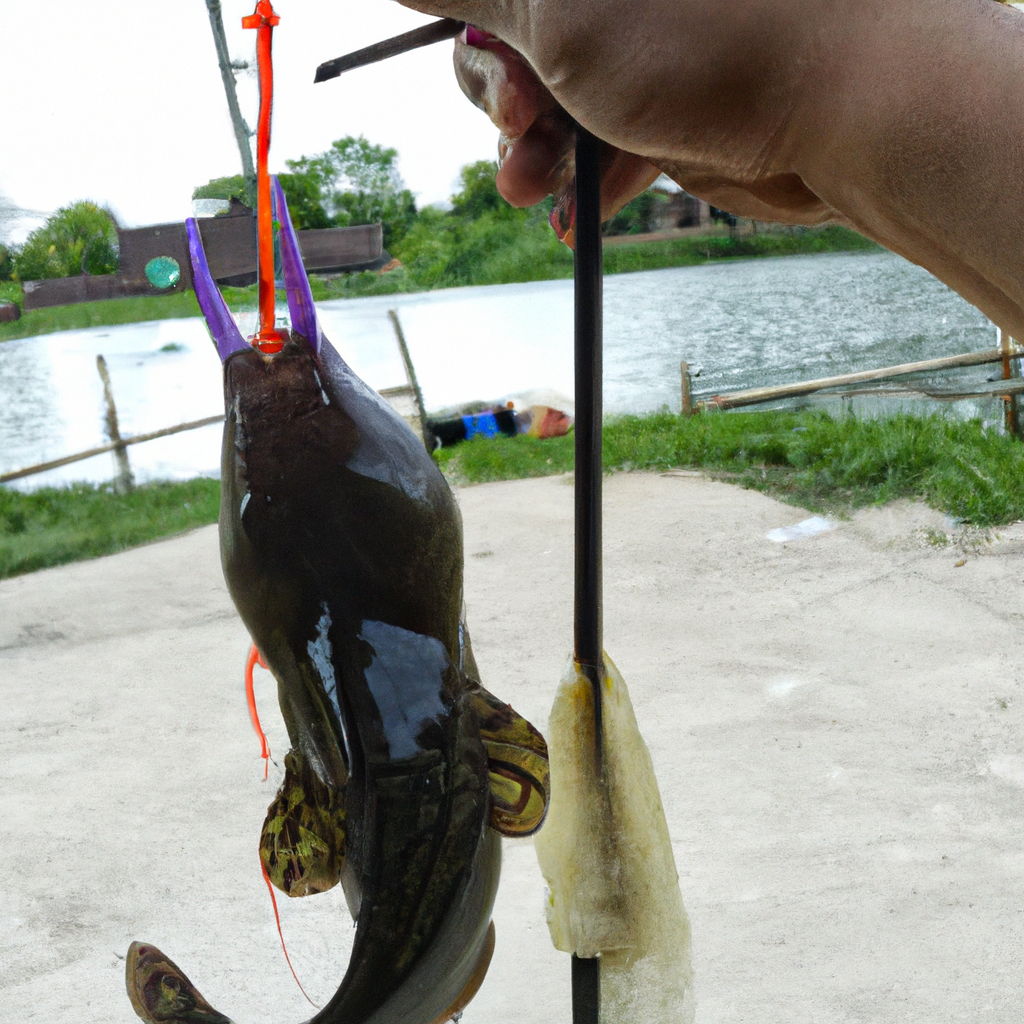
left=0, top=242, right=15, bottom=281
left=15, top=201, right=119, bottom=280
left=192, top=175, right=255, bottom=209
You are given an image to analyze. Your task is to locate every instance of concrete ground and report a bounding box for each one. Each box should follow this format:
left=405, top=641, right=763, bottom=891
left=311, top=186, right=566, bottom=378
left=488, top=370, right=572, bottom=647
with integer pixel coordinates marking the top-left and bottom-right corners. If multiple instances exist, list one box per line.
left=2, top=472, right=1023, bottom=1024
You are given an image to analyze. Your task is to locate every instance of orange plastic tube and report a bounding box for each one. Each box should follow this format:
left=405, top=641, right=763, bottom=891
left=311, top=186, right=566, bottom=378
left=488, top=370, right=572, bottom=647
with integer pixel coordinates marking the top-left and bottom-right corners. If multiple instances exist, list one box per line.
left=245, top=643, right=272, bottom=780
left=243, top=0, right=283, bottom=353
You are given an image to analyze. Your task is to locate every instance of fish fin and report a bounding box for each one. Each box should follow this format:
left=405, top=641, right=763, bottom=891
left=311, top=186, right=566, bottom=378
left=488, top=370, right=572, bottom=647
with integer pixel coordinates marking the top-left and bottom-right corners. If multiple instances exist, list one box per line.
left=271, top=175, right=322, bottom=353
left=185, top=219, right=248, bottom=362
left=467, top=684, right=550, bottom=837
left=426, top=921, right=496, bottom=1024
left=125, top=941, right=233, bottom=1024
left=260, top=748, right=347, bottom=897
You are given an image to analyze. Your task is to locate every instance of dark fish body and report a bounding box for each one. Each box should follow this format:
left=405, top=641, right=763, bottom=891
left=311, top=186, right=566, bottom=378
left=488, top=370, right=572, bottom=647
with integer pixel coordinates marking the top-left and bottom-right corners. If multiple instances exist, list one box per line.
left=126, top=181, right=544, bottom=1024
left=220, top=338, right=499, bottom=1024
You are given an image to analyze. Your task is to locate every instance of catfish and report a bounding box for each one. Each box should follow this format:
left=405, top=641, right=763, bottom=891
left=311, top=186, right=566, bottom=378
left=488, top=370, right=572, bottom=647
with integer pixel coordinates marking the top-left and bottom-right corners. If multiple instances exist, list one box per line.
left=126, top=179, right=548, bottom=1024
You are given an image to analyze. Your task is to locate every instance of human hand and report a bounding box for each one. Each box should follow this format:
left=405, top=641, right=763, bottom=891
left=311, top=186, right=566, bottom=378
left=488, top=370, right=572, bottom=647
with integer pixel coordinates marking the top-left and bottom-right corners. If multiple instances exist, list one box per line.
left=396, top=0, right=842, bottom=242
left=396, top=0, right=1024, bottom=341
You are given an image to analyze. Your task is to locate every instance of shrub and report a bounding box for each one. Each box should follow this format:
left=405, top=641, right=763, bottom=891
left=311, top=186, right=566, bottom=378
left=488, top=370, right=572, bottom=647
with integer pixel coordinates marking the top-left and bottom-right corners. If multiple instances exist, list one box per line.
left=0, top=242, right=15, bottom=281
left=192, top=174, right=255, bottom=209
left=15, top=201, right=119, bottom=280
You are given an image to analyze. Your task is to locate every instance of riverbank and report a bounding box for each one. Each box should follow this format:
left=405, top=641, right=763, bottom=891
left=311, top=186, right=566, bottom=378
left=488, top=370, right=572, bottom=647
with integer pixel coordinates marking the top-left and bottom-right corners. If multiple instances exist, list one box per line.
left=0, top=226, right=877, bottom=343
left=4, top=408, right=1022, bottom=580
left=5, top=471, right=1023, bottom=1024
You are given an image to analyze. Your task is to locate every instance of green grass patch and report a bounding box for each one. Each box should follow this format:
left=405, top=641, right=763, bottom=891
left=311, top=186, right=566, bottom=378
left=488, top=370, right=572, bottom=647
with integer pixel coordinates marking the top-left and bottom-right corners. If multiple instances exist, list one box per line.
left=437, top=409, right=1024, bottom=527
left=601, top=225, right=878, bottom=275
left=0, top=478, right=220, bottom=579
left=0, top=284, right=261, bottom=344
left=9, top=407, right=1015, bottom=580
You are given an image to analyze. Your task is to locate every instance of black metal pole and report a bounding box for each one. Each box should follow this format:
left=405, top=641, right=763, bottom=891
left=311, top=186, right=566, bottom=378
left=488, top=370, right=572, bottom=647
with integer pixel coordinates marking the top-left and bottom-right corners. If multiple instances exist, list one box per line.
left=572, top=124, right=603, bottom=1024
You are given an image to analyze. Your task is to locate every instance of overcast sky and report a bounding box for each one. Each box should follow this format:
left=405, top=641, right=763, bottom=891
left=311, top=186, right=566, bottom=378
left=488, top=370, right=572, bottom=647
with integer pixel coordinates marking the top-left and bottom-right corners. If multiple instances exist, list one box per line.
left=0, top=1, right=499, bottom=240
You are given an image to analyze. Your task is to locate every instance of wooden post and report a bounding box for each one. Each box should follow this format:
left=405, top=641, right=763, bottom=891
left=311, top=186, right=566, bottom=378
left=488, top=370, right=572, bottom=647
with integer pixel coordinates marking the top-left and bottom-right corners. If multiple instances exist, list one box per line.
left=680, top=361, right=693, bottom=417
left=999, top=328, right=1022, bottom=437
left=96, top=355, right=135, bottom=493
left=388, top=308, right=431, bottom=448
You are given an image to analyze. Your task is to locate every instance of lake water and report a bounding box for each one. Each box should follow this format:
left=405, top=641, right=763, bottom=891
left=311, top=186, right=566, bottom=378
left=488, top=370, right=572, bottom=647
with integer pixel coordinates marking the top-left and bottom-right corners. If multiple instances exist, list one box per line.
left=0, top=250, right=1001, bottom=490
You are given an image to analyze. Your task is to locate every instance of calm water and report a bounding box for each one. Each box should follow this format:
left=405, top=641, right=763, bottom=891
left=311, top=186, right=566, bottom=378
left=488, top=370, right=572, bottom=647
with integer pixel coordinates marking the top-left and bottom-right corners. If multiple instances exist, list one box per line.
left=0, top=250, right=999, bottom=489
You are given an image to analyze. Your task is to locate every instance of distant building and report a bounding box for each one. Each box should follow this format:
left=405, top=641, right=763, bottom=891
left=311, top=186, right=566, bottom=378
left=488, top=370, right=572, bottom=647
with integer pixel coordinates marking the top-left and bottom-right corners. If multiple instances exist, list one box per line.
left=22, top=204, right=390, bottom=311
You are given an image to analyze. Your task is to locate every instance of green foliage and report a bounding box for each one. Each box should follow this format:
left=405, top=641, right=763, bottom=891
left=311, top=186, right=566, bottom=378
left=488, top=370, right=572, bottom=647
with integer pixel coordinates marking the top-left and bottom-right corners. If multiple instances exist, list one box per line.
left=603, top=191, right=667, bottom=236
left=15, top=202, right=119, bottom=281
left=0, top=287, right=261, bottom=343
left=0, top=243, right=15, bottom=281
left=281, top=136, right=418, bottom=248
left=435, top=409, right=1024, bottom=527
left=450, top=161, right=515, bottom=221
left=275, top=170, right=331, bottom=229
left=7, top=411, right=1024, bottom=579
left=0, top=479, right=220, bottom=579
left=192, top=174, right=255, bottom=209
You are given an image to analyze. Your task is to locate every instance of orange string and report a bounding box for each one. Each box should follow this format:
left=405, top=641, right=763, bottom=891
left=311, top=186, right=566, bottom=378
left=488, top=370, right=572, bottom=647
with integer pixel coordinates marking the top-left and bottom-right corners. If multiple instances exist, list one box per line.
left=261, top=859, right=319, bottom=1008
left=245, top=643, right=271, bottom=780
left=243, top=0, right=283, bottom=354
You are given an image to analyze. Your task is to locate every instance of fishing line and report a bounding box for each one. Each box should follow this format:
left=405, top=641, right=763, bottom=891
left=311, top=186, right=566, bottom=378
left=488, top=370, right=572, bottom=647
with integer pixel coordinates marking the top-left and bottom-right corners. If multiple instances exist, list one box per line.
left=245, top=643, right=272, bottom=781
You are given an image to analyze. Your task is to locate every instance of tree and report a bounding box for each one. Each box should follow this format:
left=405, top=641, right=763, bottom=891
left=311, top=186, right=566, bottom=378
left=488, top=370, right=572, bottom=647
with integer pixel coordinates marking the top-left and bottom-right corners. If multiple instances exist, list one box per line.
left=278, top=136, right=418, bottom=247
left=15, top=202, right=119, bottom=281
left=450, top=160, right=514, bottom=221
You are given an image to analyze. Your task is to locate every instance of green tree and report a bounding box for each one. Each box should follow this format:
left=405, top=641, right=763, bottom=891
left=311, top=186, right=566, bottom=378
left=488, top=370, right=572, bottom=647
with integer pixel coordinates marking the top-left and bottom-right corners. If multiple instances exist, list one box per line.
left=450, top=160, right=514, bottom=221
left=603, top=191, right=667, bottom=236
left=192, top=175, right=255, bottom=210
left=0, top=243, right=15, bottom=282
left=279, top=136, right=419, bottom=248
left=15, top=202, right=119, bottom=281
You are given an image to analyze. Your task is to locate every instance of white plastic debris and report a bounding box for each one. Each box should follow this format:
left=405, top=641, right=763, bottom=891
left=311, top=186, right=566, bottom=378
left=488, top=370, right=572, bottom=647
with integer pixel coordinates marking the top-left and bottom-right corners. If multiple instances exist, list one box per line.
left=766, top=515, right=833, bottom=543
left=534, top=655, right=694, bottom=1023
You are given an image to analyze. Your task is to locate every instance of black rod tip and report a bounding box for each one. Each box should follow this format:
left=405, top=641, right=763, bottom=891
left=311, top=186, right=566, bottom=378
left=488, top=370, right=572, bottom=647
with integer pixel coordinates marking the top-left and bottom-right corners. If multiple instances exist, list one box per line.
left=314, top=18, right=464, bottom=83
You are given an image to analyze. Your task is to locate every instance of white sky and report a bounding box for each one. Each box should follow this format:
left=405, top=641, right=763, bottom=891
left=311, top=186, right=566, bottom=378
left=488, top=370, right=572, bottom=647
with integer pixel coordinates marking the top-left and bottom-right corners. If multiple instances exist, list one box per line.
left=0, top=1, right=499, bottom=240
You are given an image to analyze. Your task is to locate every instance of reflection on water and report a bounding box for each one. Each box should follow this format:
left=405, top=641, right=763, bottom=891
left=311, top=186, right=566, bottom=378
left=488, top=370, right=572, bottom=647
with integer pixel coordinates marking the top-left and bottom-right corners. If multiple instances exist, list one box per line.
left=0, top=250, right=1002, bottom=489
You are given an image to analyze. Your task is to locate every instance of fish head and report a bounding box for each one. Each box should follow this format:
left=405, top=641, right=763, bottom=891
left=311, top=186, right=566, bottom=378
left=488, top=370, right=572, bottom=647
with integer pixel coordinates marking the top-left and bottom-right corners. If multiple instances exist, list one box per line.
left=188, top=181, right=465, bottom=781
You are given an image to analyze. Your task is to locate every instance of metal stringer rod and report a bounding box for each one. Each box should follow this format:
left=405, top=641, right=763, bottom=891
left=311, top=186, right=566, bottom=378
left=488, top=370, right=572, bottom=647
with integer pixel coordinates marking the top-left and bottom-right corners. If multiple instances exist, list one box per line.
left=572, top=124, right=604, bottom=1024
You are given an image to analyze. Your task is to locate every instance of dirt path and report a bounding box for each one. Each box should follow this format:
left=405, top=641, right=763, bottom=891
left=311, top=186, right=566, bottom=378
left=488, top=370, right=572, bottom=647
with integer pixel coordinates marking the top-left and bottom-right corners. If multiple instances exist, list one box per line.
left=2, top=472, right=1022, bottom=1023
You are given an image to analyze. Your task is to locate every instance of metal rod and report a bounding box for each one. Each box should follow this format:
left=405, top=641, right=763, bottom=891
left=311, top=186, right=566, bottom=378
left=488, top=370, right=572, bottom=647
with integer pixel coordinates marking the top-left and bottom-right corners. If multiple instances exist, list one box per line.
left=572, top=123, right=604, bottom=1024
left=572, top=954, right=600, bottom=1024
left=315, top=18, right=464, bottom=83
left=573, top=125, right=604, bottom=710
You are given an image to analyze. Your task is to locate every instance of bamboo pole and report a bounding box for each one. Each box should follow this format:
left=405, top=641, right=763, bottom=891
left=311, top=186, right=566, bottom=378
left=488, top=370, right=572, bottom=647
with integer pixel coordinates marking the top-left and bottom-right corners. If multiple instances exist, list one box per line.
left=701, top=347, right=1024, bottom=410
left=96, top=355, right=135, bottom=494
left=999, top=328, right=1022, bottom=436
left=0, top=415, right=224, bottom=485
left=388, top=308, right=430, bottom=447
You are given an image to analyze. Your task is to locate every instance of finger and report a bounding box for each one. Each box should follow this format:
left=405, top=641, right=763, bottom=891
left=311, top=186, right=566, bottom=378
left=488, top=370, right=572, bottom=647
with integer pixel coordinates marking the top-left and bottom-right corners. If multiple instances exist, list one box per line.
left=454, top=35, right=557, bottom=140
left=496, top=109, right=576, bottom=207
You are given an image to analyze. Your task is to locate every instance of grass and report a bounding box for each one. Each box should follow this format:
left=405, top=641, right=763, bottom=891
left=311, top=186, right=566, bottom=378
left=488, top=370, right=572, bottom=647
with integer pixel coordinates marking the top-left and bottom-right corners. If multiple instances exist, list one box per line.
left=0, top=225, right=878, bottom=341
left=6, top=407, right=1018, bottom=581
left=0, top=478, right=220, bottom=579
left=436, top=408, right=1024, bottom=527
